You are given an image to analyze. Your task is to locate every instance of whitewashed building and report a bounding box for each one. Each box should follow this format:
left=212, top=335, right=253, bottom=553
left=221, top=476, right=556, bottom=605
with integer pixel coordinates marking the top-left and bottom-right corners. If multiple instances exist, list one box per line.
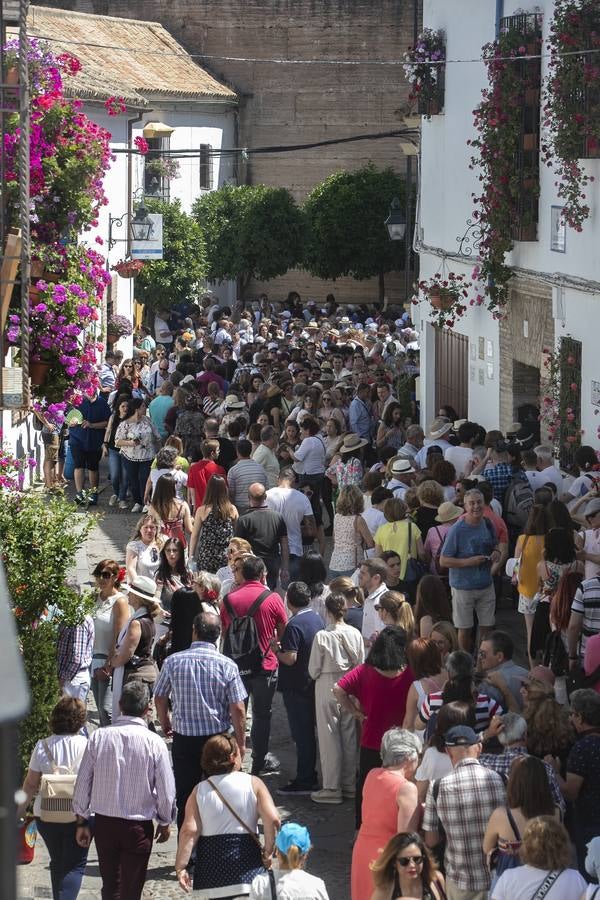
left=415, top=0, right=600, bottom=465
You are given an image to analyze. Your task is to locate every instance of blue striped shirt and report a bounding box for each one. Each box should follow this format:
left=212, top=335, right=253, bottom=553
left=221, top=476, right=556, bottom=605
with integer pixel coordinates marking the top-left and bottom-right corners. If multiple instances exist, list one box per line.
left=154, top=641, right=247, bottom=736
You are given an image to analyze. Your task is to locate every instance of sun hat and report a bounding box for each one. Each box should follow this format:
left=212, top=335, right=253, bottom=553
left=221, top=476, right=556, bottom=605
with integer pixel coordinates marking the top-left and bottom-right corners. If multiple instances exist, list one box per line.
left=275, top=822, right=311, bottom=855
left=390, top=457, right=415, bottom=475
left=445, top=726, right=481, bottom=747
left=453, top=419, right=467, bottom=430
left=225, top=394, right=245, bottom=409
left=435, top=501, right=463, bottom=524
left=340, top=433, right=369, bottom=452
left=306, top=320, right=319, bottom=330
left=124, top=575, right=158, bottom=604
left=428, top=417, right=453, bottom=440
left=505, top=422, right=523, bottom=436
left=584, top=497, right=600, bottom=518
left=520, top=665, right=555, bottom=687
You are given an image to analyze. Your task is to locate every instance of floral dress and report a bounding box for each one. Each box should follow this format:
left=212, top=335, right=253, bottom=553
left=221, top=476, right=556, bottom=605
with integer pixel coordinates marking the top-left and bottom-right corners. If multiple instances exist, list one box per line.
left=195, top=510, right=234, bottom=574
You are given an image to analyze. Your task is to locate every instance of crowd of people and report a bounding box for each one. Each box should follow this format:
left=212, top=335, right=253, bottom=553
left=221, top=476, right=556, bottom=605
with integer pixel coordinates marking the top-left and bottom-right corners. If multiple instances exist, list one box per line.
left=20, top=293, right=600, bottom=900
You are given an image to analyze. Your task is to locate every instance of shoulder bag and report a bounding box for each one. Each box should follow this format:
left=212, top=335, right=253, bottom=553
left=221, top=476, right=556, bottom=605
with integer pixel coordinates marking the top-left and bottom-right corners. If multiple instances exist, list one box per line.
left=206, top=777, right=262, bottom=850
left=39, top=740, right=84, bottom=823
left=529, top=870, right=563, bottom=900
left=403, top=521, right=427, bottom=585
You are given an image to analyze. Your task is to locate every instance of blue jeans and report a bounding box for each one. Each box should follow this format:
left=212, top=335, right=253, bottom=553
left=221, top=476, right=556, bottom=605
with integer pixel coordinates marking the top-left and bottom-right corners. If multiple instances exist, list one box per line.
left=122, top=458, right=152, bottom=506
left=36, top=819, right=88, bottom=900
left=282, top=689, right=317, bottom=788
left=107, top=448, right=128, bottom=501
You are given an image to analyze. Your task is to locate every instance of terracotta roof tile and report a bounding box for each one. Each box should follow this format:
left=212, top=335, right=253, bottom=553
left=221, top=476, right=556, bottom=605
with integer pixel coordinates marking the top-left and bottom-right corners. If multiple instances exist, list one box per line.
left=28, top=5, right=237, bottom=105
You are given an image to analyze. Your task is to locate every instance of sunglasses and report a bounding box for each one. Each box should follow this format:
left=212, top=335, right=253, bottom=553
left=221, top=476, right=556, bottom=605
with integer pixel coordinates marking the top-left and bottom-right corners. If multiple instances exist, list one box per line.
left=397, top=856, right=423, bottom=867
left=97, top=571, right=114, bottom=579
left=123, top=364, right=133, bottom=369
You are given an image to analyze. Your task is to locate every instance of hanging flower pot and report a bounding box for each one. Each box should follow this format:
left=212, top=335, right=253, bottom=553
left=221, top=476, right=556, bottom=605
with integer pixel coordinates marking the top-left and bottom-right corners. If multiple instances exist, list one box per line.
left=112, top=259, right=145, bottom=279
left=29, top=361, right=51, bottom=386
left=6, top=67, right=18, bottom=88
left=430, top=288, right=455, bottom=310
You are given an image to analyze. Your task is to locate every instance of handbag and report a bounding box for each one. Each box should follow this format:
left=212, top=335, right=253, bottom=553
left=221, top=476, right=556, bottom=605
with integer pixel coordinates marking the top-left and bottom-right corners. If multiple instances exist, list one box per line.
left=39, top=741, right=84, bottom=824
left=403, top=521, right=427, bottom=584
left=529, top=869, right=563, bottom=900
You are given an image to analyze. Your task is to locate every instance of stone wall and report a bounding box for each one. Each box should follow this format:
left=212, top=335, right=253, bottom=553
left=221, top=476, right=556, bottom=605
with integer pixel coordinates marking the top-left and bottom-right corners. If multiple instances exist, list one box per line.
left=498, top=277, right=554, bottom=438
left=34, top=0, right=421, bottom=304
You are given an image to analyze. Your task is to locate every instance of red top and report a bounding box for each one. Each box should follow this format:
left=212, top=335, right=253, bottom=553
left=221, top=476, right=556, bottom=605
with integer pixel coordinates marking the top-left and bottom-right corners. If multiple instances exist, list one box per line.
left=337, top=664, right=414, bottom=750
left=188, top=459, right=226, bottom=509
left=220, top=581, right=288, bottom=672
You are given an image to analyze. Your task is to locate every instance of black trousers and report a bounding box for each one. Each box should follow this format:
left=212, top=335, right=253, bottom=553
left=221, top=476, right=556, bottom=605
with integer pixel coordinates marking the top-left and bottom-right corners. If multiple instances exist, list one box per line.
left=172, top=731, right=216, bottom=831
left=355, top=745, right=382, bottom=829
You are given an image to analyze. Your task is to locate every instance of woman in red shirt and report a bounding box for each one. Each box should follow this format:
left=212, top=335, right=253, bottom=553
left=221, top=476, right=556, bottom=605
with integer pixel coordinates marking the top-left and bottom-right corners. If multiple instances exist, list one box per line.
left=333, top=626, right=414, bottom=829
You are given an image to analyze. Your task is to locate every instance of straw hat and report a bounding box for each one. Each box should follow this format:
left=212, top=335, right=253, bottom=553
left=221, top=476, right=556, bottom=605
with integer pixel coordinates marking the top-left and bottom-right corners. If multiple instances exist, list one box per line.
left=428, top=417, right=453, bottom=440
left=225, top=394, right=245, bottom=409
left=453, top=419, right=467, bottom=430
left=390, top=457, right=415, bottom=475
left=435, top=501, right=463, bottom=524
left=124, top=575, right=160, bottom=617
left=340, top=432, right=369, bottom=452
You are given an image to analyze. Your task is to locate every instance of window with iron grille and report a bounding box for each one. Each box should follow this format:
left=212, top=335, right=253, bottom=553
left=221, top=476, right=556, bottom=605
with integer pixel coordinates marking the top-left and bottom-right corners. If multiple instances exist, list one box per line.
left=144, top=136, right=170, bottom=201
left=199, top=144, right=213, bottom=190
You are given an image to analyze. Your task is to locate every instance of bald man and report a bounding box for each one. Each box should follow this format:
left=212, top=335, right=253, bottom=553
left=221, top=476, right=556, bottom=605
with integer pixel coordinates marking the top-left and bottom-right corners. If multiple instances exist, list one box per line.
left=234, top=483, right=289, bottom=589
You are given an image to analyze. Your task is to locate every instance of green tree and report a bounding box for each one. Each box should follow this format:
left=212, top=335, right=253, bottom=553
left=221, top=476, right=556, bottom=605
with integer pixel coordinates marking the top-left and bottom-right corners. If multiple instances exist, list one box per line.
left=135, top=199, right=207, bottom=314
left=303, top=164, right=407, bottom=301
left=193, top=184, right=306, bottom=288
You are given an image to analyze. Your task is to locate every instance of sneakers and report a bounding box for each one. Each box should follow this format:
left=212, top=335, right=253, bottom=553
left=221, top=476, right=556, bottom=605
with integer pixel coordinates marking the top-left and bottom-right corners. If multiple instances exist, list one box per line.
left=277, top=781, right=318, bottom=797
left=131, top=503, right=143, bottom=513
left=251, top=753, right=280, bottom=776
left=88, top=492, right=98, bottom=507
left=74, top=491, right=85, bottom=505
left=310, top=788, right=342, bottom=805
left=118, top=500, right=129, bottom=510
left=108, top=494, right=118, bottom=507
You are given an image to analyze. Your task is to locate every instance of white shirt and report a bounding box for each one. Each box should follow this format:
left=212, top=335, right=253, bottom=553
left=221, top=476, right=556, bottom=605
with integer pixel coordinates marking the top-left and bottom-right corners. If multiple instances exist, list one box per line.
left=266, top=486, right=313, bottom=557
left=361, top=583, right=387, bottom=643
left=293, top=435, right=326, bottom=475
left=415, top=746, right=453, bottom=783
left=250, top=868, right=329, bottom=900
left=414, top=438, right=452, bottom=469
left=153, top=315, right=172, bottom=345
left=29, top=733, right=88, bottom=816
left=525, top=465, right=564, bottom=497
left=150, top=467, right=188, bottom=500
left=387, top=479, right=408, bottom=499
left=491, top=865, right=586, bottom=900
left=444, top=445, right=474, bottom=478
left=252, top=444, right=280, bottom=489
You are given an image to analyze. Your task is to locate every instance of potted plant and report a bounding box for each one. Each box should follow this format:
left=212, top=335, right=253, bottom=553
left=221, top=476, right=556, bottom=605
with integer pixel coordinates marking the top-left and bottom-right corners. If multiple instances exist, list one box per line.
left=107, top=313, right=134, bottom=344
left=403, top=28, right=446, bottom=117
left=413, top=272, right=470, bottom=328
left=144, top=157, right=180, bottom=179
left=112, top=258, right=145, bottom=279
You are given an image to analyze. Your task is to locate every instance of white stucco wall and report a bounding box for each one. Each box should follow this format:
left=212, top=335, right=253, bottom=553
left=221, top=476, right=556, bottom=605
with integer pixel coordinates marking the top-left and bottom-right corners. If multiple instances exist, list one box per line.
left=418, top=0, right=600, bottom=447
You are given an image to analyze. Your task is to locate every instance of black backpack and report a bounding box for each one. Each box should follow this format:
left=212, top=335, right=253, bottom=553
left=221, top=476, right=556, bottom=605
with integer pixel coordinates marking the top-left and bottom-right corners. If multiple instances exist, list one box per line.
left=503, top=475, right=534, bottom=533
left=222, top=589, right=271, bottom=677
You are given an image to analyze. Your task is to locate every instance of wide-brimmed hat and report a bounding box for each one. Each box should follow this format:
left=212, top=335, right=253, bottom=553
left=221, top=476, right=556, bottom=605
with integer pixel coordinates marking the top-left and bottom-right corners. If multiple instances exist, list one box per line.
left=340, top=433, right=369, bottom=453
left=339, top=316, right=351, bottom=325
left=390, top=457, right=415, bottom=475
left=225, top=394, right=245, bottom=409
left=435, top=501, right=463, bottom=524
left=306, top=320, right=319, bottom=330
left=505, top=422, right=522, bottom=436
left=428, top=417, right=453, bottom=439
left=453, top=419, right=467, bottom=430
left=124, top=575, right=158, bottom=604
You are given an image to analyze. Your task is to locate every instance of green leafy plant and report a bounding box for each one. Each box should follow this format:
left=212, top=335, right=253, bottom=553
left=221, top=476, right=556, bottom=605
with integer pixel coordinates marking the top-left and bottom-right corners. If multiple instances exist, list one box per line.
left=193, top=184, right=306, bottom=288
left=542, top=0, right=600, bottom=231
left=135, top=199, right=207, bottom=314
left=0, top=491, right=95, bottom=769
left=303, top=165, right=407, bottom=302
left=413, top=271, right=470, bottom=329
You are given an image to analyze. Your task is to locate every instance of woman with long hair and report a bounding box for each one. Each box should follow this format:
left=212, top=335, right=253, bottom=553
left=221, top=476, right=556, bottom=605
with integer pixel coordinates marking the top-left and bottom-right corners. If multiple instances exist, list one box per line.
left=190, top=474, right=238, bottom=573
left=328, top=484, right=374, bottom=579
left=414, top=701, right=475, bottom=803
left=514, top=504, right=552, bottom=665
left=414, top=576, right=452, bottom=639
left=103, top=394, right=131, bottom=509
left=298, top=551, right=329, bottom=620
left=90, top=559, right=130, bottom=727
left=530, top=527, right=583, bottom=663
left=520, top=668, right=574, bottom=764
left=375, top=401, right=405, bottom=454
left=375, top=591, right=415, bottom=638
left=114, top=397, right=161, bottom=512
left=483, top=756, right=557, bottom=889
left=148, top=474, right=193, bottom=548
left=319, top=389, right=346, bottom=431
left=429, top=620, right=459, bottom=665
left=419, top=649, right=502, bottom=734
left=369, top=831, right=445, bottom=900
left=403, top=638, right=448, bottom=730
left=414, top=480, right=445, bottom=541
left=155, top=537, right=193, bottom=613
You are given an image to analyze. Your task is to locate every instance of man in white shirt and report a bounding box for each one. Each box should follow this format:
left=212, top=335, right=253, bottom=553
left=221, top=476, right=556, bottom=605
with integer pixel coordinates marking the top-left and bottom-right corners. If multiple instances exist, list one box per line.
left=525, top=444, right=564, bottom=498
left=153, top=309, right=173, bottom=348
left=267, top=468, right=316, bottom=580
left=397, top=424, right=424, bottom=462
left=358, top=558, right=388, bottom=646
left=252, top=426, right=280, bottom=489
left=386, top=457, right=416, bottom=500
left=362, top=486, right=392, bottom=556
left=414, top=418, right=453, bottom=469
left=445, top=421, right=479, bottom=478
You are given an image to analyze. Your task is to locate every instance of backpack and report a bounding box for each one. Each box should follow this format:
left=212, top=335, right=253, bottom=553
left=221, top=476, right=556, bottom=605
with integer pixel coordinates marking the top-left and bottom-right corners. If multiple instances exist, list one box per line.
left=222, top=589, right=272, bottom=677
left=39, top=741, right=84, bottom=823
left=432, top=526, right=449, bottom=578
left=503, top=476, right=534, bottom=533
left=543, top=629, right=569, bottom=677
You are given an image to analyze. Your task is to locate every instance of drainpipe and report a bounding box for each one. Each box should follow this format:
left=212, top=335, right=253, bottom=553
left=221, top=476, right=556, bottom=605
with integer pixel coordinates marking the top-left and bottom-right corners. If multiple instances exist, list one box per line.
left=495, top=0, right=504, bottom=39
left=126, top=109, right=145, bottom=255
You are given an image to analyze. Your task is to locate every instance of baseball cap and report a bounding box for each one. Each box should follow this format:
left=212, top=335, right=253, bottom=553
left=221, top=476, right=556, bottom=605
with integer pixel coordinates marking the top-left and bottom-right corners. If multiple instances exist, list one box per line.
left=444, top=726, right=481, bottom=747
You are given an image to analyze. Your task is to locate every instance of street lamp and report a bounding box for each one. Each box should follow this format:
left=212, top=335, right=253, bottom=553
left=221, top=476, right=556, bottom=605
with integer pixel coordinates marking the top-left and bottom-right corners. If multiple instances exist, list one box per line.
left=130, top=202, right=153, bottom=242
left=385, top=197, right=406, bottom=241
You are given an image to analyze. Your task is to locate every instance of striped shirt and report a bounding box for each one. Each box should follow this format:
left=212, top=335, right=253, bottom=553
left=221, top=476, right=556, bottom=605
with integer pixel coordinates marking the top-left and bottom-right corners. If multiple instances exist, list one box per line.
left=227, top=459, right=268, bottom=513
left=419, top=690, right=503, bottom=732
left=571, top=575, right=600, bottom=655
left=154, top=641, right=247, bottom=736
left=72, top=716, right=175, bottom=824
